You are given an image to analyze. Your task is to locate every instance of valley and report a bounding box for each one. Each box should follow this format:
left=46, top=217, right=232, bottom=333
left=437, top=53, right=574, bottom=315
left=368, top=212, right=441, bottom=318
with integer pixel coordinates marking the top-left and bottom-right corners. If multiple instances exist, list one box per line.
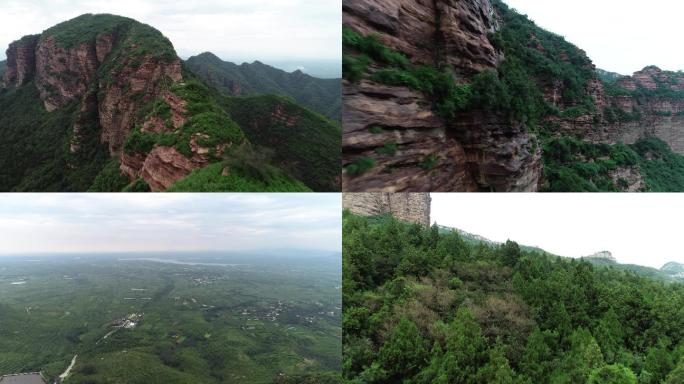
left=0, top=253, right=341, bottom=384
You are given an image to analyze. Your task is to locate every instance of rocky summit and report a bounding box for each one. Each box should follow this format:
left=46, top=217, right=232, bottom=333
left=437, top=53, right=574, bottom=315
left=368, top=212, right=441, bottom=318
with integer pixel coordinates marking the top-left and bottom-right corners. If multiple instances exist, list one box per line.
left=0, top=14, right=340, bottom=192
left=342, top=0, right=684, bottom=192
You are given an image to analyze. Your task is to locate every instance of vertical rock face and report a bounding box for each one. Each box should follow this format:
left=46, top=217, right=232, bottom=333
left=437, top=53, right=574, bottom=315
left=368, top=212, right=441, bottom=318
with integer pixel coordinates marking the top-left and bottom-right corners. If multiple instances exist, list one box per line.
left=3, top=35, right=39, bottom=88
left=342, top=0, right=542, bottom=192
left=343, top=192, right=431, bottom=227
left=98, top=57, right=183, bottom=155
left=35, top=36, right=103, bottom=111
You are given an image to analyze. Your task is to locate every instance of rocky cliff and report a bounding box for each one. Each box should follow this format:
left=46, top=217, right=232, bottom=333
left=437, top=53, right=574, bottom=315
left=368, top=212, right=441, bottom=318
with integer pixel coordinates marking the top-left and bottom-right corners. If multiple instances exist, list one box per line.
left=1, top=14, right=192, bottom=190
left=343, top=0, right=684, bottom=192
left=343, top=192, right=431, bottom=227
left=0, top=14, right=333, bottom=192
left=342, top=0, right=542, bottom=192
left=553, top=66, right=684, bottom=154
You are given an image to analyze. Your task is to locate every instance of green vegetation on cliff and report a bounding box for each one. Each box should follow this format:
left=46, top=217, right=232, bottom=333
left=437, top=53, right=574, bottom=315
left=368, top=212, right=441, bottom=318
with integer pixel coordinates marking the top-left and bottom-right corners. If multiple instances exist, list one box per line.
left=168, top=162, right=310, bottom=192
left=343, top=213, right=684, bottom=383
left=0, top=83, right=110, bottom=191
left=43, top=13, right=175, bottom=60
left=542, top=137, right=684, bottom=192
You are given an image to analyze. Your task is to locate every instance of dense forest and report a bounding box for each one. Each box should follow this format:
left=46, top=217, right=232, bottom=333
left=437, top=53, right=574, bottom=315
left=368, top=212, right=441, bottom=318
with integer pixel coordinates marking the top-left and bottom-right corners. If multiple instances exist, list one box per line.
left=343, top=212, right=684, bottom=383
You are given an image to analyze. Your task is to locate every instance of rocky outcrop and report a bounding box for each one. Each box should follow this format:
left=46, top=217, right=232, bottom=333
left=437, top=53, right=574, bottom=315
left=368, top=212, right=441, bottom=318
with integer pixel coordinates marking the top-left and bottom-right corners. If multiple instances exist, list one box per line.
left=342, top=80, right=477, bottom=192
left=552, top=66, right=684, bottom=155
left=97, top=58, right=183, bottom=155
left=343, top=0, right=499, bottom=74
left=584, top=251, right=617, bottom=263
left=342, top=0, right=542, bottom=192
left=343, top=192, right=431, bottom=227
left=3, top=35, right=39, bottom=88
left=139, top=146, right=197, bottom=191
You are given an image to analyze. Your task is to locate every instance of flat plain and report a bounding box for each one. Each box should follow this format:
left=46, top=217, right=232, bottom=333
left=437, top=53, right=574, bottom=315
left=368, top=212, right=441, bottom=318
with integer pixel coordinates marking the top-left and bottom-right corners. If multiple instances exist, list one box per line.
left=0, top=252, right=341, bottom=384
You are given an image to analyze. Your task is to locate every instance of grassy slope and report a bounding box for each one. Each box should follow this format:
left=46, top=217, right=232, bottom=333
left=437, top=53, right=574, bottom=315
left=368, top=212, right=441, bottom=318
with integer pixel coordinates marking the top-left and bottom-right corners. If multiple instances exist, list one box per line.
left=186, top=52, right=341, bottom=121
left=168, top=163, right=311, bottom=192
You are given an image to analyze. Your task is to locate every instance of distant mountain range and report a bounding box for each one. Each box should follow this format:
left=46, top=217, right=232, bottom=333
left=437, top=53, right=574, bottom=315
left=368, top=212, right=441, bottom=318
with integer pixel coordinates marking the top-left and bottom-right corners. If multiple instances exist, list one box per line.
left=186, top=52, right=341, bottom=121
left=440, top=225, right=684, bottom=283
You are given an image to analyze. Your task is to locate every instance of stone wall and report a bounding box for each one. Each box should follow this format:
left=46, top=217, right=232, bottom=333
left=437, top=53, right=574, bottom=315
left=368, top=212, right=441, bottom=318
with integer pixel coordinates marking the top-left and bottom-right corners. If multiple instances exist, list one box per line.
left=343, top=193, right=431, bottom=227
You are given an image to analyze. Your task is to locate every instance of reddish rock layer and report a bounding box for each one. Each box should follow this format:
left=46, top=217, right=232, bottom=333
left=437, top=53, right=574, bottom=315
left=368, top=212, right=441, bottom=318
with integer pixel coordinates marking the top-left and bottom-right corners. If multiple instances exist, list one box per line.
left=342, top=0, right=540, bottom=191
left=553, top=67, right=684, bottom=155
left=3, top=35, right=39, bottom=87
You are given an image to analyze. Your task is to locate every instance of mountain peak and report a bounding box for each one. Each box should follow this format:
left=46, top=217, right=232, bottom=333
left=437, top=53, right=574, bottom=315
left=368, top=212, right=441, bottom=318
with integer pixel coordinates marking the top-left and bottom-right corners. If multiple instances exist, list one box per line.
left=195, top=51, right=221, bottom=60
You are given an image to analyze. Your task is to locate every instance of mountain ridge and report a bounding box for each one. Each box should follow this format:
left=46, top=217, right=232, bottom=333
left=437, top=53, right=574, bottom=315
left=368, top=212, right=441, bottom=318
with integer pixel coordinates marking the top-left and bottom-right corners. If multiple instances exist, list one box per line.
left=186, top=52, right=341, bottom=121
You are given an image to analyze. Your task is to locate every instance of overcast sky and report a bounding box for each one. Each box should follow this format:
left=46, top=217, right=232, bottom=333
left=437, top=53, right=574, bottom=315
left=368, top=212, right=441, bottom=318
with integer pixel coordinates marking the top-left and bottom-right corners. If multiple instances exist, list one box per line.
left=432, top=194, right=681, bottom=269
left=504, top=0, right=684, bottom=75
left=0, top=194, right=340, bottom=256
left=0, top=0, right=341, bottom=65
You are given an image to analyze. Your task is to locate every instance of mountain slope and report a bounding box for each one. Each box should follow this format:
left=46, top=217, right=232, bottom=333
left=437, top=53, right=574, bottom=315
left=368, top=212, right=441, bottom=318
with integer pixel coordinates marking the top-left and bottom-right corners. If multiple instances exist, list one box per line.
left=0, top=14, right=339, bottom=192
left=220, top=94, right=341, bottom=191
left=343, top=212, right=684, bottom=383
left=186, top=52, right=342, bottom=121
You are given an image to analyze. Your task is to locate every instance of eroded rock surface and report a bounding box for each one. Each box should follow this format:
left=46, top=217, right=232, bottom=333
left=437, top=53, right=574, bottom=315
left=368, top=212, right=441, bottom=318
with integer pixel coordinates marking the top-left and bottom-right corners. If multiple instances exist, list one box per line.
left=342, top=0, right=540, bottom=191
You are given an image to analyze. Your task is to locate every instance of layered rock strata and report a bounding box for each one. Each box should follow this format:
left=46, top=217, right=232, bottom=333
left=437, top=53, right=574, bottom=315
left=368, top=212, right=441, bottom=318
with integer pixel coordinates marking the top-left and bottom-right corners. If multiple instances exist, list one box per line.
left=342, top=0, right=542, bottom=192
left=343, top=192, right=431, bottom=227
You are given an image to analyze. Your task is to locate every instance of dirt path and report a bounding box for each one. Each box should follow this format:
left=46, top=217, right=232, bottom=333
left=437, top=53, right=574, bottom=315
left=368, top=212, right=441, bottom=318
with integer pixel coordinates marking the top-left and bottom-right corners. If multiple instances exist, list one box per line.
left=58, top=355, right=77, bottom=381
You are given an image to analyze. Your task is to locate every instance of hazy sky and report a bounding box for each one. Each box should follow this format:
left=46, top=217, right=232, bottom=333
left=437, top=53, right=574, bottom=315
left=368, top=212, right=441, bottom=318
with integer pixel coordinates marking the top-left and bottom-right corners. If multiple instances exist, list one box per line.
left=0, top=194, right=340, bottom=255
left=504, top=0, right=684, bottom=75
left=0, top=0, right=341, bottom=64
left=432, top=194, right=682, bottom=269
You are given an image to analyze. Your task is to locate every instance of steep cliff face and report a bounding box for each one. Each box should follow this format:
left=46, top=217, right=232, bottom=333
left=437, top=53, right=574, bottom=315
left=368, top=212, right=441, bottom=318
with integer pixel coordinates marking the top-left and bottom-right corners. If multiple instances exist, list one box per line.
left=3, top=35, right=39, bottom=88
left=553, top=67, right=684, bottom=154
left=343, top=192, right=431, bottom=227
left=1, top=14, right=193, bottom=190
left=342, top=0, right=542, bottom=192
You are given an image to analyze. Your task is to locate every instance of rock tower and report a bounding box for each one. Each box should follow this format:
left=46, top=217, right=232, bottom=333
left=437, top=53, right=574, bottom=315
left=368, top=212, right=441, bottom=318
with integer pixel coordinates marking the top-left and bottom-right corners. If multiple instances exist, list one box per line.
left=342, top=193, right=431, bottom=227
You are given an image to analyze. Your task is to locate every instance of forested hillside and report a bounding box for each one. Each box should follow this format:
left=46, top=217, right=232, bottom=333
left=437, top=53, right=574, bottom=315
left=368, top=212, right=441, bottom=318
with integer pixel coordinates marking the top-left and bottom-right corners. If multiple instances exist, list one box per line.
left=186, top=52, right=342, bottom=121
left=343, top=213, right=684, bottom=383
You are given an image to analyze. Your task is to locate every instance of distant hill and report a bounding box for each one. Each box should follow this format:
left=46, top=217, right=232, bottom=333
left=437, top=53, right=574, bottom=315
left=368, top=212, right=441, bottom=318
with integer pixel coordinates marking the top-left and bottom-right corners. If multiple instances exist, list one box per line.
left=438, top=225, right=555, bottom=255
left=186, top=52, right=341, bottom=121
left=595, top=68, right=625, bottom=83
left=439, top=225, right=684, bottom=283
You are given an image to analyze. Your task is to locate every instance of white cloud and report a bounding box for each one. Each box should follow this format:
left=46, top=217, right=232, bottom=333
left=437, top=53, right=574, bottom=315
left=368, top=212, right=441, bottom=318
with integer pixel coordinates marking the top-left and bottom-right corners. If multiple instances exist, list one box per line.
left=503, top=0, right=684, bottom=74
left=432, top=193, right=684, bottom=269
left=0, top=0, right=341, bottom=62
left=0, top=194, right=341, bottom=255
